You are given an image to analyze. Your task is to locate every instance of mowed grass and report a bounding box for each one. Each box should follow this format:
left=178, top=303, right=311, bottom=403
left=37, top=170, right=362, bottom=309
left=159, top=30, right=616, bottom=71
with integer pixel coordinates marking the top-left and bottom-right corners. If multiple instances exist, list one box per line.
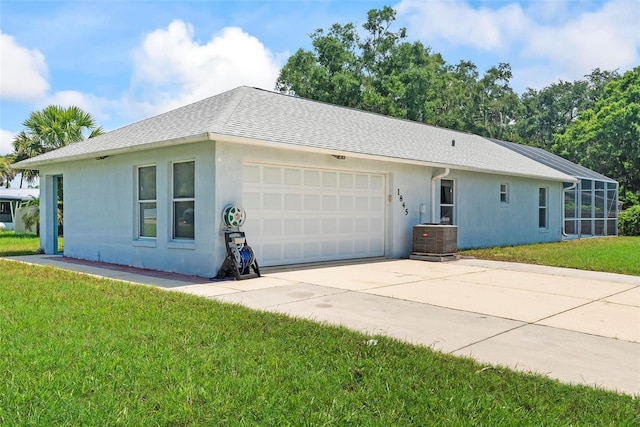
left=461, top=237, right=640, bottom=276
left=1, top=260, right=638, bottom=425
left=0, top=231, right=63, bottom=256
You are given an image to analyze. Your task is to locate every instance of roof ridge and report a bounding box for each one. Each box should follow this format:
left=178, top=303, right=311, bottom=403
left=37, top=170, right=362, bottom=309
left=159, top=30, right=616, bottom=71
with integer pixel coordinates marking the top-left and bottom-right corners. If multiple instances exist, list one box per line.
left=208, top=86, right=251, bottom=132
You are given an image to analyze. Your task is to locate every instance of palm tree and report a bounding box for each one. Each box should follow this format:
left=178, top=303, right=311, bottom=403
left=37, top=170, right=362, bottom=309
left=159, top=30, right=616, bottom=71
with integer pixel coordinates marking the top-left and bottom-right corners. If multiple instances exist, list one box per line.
left=11, top=105, right=104, bottom=233
left=11, top=131, right=40, bottom=187
left=21, top=105, right=104, bottom=151
left=0, top=155, right=16, bottom=188
left=12, top=105, right=104, bottom=186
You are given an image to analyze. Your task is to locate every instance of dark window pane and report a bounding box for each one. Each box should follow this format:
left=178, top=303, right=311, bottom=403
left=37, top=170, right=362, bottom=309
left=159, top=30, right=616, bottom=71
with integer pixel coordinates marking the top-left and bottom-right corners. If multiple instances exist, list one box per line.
left=174, top=201, right=194, bottom=239
left=0, top=201, right=11, bottom=222
left=581, top=220, right=592, bottom=235
left=564, top=220, right=576, bottom=235
left=500, top=184, right=508, bottom=203
left=539, top=188, right=547, bottom=207
left=174, top=161, right=195, bottom=198
left=440, top=180, right=453, bottom=204
left=539, top=207, right=547, bottom=228
left=138, top=166, right=156, bottom=200
left=581, top=179, right=591, bottom=190
left=139, top=202, right=157, bottom=238
left=595, top=181, right=605, bottom=189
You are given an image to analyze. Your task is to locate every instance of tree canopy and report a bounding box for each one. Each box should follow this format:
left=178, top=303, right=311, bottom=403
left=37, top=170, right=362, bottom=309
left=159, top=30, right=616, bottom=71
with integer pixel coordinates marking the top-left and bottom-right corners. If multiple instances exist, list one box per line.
left=555, top=67, right=640, bottom=194
left=0, top=155, right=16, bottom=188
left=276, top=7, right=520, bottom=139
left=11, top=105, right=104, bottom=186
left=276, top=7, right=637, bottom=198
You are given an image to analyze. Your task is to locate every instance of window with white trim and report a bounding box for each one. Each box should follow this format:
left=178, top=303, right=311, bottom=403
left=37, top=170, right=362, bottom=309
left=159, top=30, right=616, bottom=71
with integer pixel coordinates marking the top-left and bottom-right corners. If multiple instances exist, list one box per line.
left=172, top=161, right=195, bottom=239
left=440, top=179, right=454, bottom=224
left=500, top=183, right=509, bottom=204
left=137, top=165, right=157, bottom=238
left=538, top=187, right=548, bottom=229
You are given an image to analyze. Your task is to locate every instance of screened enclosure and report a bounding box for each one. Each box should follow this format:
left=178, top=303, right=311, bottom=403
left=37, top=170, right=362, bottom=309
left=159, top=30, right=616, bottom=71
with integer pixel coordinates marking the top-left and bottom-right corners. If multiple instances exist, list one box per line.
left=491, top=139, right=619, bottom=238
left=564, top=179, right=618, bottom=237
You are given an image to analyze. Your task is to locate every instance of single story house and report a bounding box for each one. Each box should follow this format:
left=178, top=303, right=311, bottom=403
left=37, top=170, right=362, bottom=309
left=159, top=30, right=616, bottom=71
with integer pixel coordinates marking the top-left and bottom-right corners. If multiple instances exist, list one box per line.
left=0, top=188, right=39, bottom=231
left=12, top=86, right=618, bottom=277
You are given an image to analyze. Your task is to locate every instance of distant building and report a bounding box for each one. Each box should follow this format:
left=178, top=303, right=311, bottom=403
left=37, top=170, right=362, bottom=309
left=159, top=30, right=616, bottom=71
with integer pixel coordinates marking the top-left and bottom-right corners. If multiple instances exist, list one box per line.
left=0, top=188, right=39, bottom=231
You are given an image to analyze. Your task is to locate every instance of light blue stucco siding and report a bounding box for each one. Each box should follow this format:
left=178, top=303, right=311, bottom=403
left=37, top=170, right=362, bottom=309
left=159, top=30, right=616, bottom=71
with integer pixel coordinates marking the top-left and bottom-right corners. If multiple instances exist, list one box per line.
left=39, top=141, right=219, bottom=277
left=451, top=170, right=564, bottom=249
left=37, top=139, right=566, bottom=277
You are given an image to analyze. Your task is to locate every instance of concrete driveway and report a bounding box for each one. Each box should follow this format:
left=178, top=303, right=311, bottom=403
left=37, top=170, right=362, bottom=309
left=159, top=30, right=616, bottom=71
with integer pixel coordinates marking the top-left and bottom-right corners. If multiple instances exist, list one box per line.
left=6, top=255, right=640, bottom=395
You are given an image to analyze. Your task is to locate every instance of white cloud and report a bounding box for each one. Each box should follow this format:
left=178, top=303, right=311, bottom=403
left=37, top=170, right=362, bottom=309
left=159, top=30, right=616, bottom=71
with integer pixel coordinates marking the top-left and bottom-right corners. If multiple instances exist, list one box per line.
left=0, top=129, right=16, bottom=156
left=396, top=0, right=640, bottom=90
left=395, top=0, right=528, bottom=50
left=0, top=31, right=50, bottom=101
left=523, top=0, right=640, bottom=78
left=128, top=20, right=282, bottom=117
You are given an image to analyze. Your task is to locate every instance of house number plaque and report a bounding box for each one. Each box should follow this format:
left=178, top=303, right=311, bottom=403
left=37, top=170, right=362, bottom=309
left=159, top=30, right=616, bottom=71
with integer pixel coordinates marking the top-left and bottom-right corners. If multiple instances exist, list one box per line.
left=397, top=189, right=409, bottom=215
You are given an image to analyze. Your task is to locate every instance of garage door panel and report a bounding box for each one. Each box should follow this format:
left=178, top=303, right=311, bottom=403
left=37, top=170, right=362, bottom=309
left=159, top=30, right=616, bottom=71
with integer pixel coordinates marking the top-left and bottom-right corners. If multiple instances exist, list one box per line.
left=322, top=171, right=337, bottom=186
left=304, top=170, right=320, bottom=186
left=284, top=168, right=301, bottom=185
left=304, top=241, right=320, bottom=258
left=284, top=218, right=301, bottom=234
left=263, top=167, right=281, bottom=184
left=284, top=194, right=301, bottom=210
left=243, top=164, right=385, bottom=266
left=263, top=193, right=281, bottom=210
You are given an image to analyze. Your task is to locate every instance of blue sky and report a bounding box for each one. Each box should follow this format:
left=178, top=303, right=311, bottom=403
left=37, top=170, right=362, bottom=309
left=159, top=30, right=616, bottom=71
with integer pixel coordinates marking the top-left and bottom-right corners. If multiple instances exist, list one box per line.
left=1, top=0, right=639, bottom=155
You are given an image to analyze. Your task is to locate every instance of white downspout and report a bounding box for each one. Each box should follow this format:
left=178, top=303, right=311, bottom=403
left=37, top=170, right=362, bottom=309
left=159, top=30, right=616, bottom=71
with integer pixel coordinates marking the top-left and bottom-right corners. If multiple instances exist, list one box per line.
left=562, top=181, right=577, bottom=237
left=431, top=168, right=450, bottom=223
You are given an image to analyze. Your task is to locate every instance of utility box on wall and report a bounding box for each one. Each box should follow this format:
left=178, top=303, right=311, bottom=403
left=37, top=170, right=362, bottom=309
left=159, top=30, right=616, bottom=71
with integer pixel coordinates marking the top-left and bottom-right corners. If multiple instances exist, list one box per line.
left=412, top=224, right=458, bottom=255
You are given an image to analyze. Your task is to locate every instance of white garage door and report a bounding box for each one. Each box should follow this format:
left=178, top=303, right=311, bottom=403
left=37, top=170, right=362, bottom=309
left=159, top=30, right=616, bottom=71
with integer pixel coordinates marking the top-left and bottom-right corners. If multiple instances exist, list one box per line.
left=242, top=163, right=386, bottom=266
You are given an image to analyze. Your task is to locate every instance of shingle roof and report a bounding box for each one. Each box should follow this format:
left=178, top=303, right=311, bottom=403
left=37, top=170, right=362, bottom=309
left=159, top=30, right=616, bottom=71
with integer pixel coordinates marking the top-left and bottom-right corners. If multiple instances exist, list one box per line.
left=13, top=86, right=575, bottom=182
left=488, top=138, right=616, bottom=183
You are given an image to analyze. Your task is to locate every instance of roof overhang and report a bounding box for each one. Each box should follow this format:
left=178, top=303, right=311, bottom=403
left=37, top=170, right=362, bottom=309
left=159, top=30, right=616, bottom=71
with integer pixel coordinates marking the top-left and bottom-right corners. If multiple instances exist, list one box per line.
left=210, top=133, right=578, bottom=183
left=11, top=133, right=213, bottom=169
left=12, top=131, right=577, bottom=184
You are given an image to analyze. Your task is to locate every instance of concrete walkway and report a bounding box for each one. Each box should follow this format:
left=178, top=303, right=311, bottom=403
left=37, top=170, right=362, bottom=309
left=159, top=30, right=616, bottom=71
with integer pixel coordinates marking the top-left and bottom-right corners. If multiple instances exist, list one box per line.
left=5, top=255, right=640, bottom=395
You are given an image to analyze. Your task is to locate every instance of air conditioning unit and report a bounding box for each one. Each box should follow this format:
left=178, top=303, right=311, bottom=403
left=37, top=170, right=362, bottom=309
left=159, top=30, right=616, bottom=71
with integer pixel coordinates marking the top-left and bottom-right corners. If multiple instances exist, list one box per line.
left=412, top=224, right=458, bottom=255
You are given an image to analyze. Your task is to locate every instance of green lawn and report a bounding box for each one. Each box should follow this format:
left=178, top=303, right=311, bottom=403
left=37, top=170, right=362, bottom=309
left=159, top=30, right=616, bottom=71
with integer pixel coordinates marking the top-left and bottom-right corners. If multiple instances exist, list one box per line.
left=1, top=232, right=639, bottom=424
left=0, top=231, right=63, bottom=256
left=1, top=261, right=639, bottom=425
left=460, top=237, right=640, bottom=276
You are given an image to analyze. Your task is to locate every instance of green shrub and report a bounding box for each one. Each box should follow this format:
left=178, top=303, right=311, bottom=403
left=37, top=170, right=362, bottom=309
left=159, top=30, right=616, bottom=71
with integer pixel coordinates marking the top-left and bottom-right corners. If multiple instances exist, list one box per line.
left=619, top=204, right=640, bottom=236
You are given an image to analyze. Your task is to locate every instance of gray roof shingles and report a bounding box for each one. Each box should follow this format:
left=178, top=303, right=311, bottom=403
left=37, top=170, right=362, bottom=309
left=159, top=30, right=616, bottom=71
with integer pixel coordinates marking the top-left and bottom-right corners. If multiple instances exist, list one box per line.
left=14, top=86, right=575, bottom=182
left=489, top=138, right=615, bottom=182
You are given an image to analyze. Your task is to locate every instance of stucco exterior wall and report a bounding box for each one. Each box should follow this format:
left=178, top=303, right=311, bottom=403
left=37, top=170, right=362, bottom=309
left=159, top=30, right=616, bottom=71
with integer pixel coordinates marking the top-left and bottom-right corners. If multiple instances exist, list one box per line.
left=40, top=141, right=218, bottom=277
left=450, top=170, right=563, bottom=248
left=38, top=139, right=565, bottom=277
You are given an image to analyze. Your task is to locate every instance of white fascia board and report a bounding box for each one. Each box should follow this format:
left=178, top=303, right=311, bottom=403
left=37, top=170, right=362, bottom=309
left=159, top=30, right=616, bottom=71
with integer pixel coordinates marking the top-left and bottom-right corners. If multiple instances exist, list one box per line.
left=209, top=133, right=577, bottom=184
left=11, top=133, right=213, bottom=170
